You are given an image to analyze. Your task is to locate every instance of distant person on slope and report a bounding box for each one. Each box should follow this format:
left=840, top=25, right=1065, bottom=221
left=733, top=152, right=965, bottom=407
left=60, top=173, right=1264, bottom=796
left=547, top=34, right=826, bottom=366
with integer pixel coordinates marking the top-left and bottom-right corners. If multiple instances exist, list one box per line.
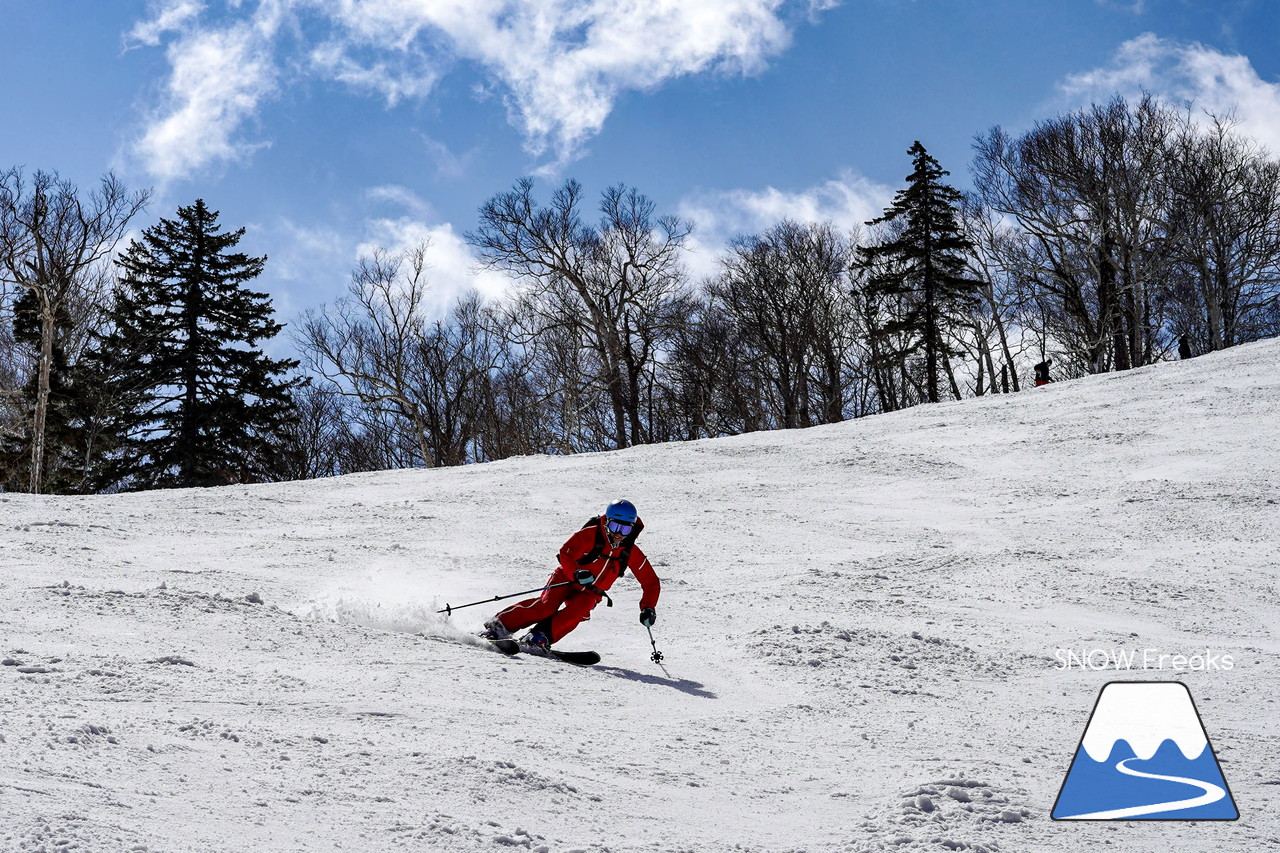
left=1034, top=359, right=1053, bottom=387
left=480, top=499, right=661, bottom=655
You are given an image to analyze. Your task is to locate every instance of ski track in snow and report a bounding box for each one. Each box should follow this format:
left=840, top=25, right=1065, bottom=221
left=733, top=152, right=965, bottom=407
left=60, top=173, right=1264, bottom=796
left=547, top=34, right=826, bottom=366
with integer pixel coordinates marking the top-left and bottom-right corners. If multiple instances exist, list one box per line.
left=3, top=339, right=1279, bottom=851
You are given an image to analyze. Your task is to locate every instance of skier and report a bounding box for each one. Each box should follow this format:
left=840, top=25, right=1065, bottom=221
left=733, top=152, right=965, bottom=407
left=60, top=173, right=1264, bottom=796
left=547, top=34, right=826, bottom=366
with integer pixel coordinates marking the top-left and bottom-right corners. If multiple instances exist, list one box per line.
left=480, top=499, right=660, bottom=655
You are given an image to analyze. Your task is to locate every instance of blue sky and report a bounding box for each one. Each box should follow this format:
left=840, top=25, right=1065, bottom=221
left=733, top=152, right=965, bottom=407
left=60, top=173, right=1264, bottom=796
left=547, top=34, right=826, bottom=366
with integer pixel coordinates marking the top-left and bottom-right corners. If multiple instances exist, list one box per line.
left=4, top=0, right=1280, bottom=330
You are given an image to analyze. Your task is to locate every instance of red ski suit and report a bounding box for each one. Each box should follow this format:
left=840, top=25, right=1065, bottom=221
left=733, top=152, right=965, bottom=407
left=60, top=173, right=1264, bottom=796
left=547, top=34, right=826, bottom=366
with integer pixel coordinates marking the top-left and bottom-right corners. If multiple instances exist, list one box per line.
left=495, top=517, right=661, bottom=644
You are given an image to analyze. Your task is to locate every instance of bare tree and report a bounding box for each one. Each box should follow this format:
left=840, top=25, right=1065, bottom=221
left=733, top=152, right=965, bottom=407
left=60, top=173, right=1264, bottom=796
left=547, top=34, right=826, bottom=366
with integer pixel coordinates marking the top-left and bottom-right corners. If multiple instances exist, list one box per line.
left=469, top=179, right=691, bottom=450
left=1166, top=114, right=1280, bottom=353
left=469, top=338, right=559, bottom=461
left=273, top=382, right=342, bottom=480
left=416, top=292, right=506, bottom=466
left=297, top=243, right=505, bottom=469
left=494, top=303, right=607, bottom=453
left=710, top=220, right=856, bottom=427
left=662, top=290, right=766, bottom=439
left=0, top=169, right=148, bottom=492
left=958, top=199, right=1029, bottom=393
left=972, top=96, right=1179, bottom=375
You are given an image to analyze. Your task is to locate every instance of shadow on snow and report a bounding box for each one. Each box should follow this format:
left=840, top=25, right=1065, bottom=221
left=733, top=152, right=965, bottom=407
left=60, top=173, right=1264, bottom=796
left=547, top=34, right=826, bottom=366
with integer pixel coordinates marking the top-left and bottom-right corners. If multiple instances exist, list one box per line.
left=593, top=665, right=717, bottom=699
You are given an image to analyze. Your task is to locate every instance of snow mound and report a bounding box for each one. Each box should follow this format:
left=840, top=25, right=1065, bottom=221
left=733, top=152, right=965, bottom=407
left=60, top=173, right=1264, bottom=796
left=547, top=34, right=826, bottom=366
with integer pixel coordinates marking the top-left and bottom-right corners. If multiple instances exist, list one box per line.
left=850, top=774, right=1036, bottom=851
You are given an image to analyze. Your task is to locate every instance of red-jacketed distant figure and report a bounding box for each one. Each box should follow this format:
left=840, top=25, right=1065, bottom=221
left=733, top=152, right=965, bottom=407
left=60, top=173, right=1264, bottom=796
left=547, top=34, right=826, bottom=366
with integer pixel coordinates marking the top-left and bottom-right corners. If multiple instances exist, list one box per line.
left=1034, top=359, right=1054, bottom=387
left=481, top=499, right=660, bottom=655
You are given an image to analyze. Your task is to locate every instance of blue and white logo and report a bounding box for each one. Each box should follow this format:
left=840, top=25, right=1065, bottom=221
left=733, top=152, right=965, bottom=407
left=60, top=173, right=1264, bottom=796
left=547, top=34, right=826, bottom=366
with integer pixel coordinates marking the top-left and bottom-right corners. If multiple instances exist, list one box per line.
left=1052, top=681, right=1238, bottom=820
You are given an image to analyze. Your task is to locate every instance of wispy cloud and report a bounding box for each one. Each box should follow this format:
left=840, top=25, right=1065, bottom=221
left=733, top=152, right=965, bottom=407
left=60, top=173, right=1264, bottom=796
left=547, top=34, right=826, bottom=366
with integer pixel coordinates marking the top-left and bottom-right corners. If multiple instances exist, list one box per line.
left=450, top=0, right=806, bottom=169
left=1060, top=33, right=1280, bottom=152
left=126, top=0, right=205, bottom=48
left=364, top=185, right=437, bottom=220
left=677, top=170, right=893, bottom=280
left=308, top=39, right=441, bottom=107
left=127, top=0, right=836, bottom=181
left=358, top=185, right=512, bottom=308
left=418, top=135, right=472, bottom=181
left=133, top=17, right=281, bottom=183
left=1092, top=0, right=1147, bottom=15
left=269, top=218, right=351, bottom=285
left=269, top=184, right=511, bottom=323
left=357, top=217, right=513, bottom=309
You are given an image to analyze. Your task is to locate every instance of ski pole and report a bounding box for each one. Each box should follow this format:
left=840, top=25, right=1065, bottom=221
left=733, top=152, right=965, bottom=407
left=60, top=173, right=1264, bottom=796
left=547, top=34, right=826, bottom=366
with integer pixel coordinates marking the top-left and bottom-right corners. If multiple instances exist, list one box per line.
left=646, top=624, right=664, bottom=664
left=437, top=580, right=577, bottom=616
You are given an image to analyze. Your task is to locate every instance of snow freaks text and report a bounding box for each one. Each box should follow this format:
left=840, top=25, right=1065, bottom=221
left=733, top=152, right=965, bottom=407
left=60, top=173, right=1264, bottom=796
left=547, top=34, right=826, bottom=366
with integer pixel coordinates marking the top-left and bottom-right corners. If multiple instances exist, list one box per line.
left=1055, top=649, right=1234, bottom=672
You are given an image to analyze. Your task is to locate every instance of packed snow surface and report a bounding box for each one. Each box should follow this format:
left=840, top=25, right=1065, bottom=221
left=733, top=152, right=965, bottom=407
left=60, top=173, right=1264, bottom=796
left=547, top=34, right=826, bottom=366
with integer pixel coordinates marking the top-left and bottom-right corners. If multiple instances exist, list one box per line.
left=3, top=339, right=1279, bottom=852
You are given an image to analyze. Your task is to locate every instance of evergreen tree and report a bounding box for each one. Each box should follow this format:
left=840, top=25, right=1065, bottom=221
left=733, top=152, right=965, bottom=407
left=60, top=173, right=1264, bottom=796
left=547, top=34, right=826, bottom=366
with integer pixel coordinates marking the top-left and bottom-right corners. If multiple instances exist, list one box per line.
left=859, top=142, right=981, bottom=404
left=92, top=200, right=302, bottom=489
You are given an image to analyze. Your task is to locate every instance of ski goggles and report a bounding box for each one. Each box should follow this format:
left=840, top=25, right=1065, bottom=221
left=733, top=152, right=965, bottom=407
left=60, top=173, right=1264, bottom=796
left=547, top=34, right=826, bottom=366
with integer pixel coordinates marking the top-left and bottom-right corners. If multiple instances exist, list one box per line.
left=606, top=519, right=634, bottom=536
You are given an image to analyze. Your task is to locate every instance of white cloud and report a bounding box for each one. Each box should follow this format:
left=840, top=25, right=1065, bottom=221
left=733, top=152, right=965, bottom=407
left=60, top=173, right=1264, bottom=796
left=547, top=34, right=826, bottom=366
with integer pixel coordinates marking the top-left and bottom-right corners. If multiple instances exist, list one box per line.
left=677, top=170, right=893, bottom=280
left=267, top=187, right=509, bottom=324
left=364, top=184, right=436, bottom=219
left=1092, top=0, right=1146, bottom=14
left=269, top=219, right=351, bottom=284
left=457, top=0, right=802, bottom=167
left=680, top=170, right=892, bottom=236
left=127, top=0, right=205, bottom=48
left=127, top=0, right=835, bottom=179
left=134, top=19, right=280, bottom=182
left=357, top=217, right=512, bottom=311
left=1060, top=33, right=1280, bottom=153
left=308, top=39, right=441, bottom=107
left=356, top=185, right=512, bottom=309
left=418, top=135, right=471, bottom=180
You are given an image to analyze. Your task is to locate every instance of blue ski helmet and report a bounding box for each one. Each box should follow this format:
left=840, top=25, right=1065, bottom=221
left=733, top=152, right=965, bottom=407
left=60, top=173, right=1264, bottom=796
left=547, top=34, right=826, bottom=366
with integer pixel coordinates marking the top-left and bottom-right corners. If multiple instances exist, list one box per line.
left=605, top=499, right=638, bottom=525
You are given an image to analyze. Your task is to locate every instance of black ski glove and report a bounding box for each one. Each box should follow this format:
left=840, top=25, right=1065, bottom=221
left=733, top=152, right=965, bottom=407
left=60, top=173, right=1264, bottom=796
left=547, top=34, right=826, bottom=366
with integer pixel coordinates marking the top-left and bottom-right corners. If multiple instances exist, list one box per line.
left=574, top=568, right=596, bottom=587
left=639, top=607, right=656, bottom=627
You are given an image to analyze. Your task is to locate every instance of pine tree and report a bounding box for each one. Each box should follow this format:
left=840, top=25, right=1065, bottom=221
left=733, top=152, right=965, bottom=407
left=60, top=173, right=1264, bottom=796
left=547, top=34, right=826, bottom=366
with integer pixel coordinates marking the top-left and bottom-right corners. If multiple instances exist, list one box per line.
left=859, top=142, right=981, bottom=404
left=92, top=200, right=302, bottom=489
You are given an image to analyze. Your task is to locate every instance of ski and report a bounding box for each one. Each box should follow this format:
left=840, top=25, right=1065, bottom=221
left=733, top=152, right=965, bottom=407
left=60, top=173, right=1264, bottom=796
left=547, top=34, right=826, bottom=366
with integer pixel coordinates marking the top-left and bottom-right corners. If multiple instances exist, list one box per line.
left=480, top=636, right=599, bottom=665
left=477, top=631, right=599, bottom=665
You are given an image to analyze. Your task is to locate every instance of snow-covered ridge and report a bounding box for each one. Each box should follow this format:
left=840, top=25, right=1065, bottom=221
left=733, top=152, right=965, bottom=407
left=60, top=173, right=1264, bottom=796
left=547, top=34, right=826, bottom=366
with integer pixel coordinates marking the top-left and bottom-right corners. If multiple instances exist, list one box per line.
left=1079, top=682, right=1208, bottom=761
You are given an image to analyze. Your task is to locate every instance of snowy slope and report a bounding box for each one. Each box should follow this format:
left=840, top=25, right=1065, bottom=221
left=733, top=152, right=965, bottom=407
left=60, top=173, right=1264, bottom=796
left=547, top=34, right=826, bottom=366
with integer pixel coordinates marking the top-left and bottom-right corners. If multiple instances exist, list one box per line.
left=3, top=339, right=1279, bottom=853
